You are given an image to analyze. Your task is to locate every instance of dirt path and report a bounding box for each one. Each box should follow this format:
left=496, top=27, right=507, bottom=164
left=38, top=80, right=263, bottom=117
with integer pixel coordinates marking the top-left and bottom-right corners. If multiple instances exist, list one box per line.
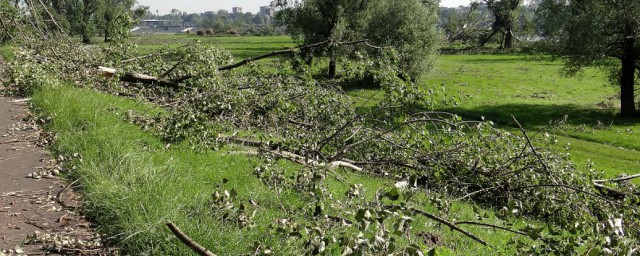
left=0, top=59, right=114, bottom=255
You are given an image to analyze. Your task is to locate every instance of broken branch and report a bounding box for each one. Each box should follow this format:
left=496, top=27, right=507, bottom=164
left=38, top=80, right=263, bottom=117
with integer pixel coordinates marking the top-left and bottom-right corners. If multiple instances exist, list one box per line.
left=593, top=173, right=640, bottom=184
left=386, top=205, right=488, bottom=246
left=166, top=222, right=217, bottom=256
left=455, top=221, right=527, bottom=235
left=97, top=66, right=183, bottom=90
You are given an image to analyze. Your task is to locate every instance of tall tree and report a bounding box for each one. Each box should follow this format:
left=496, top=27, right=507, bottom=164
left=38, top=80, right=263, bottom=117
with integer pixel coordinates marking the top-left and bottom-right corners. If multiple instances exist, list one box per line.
left=538, top=0, right=640, bottom=117
left=275, top=0, right=439, bottom=80
left=275, top=0, right=372, bottom=78
left=480, top=0, right=521, bottom=49
left=365, top=0, right=440, bottom=81
left=101, top=0, right=136, bottom=42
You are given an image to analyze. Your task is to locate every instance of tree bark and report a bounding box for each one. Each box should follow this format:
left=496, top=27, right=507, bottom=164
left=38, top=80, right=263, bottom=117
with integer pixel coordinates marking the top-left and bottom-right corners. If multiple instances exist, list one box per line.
left=503, top=28, right=514, bottom=49
left=328, top=44, right=337, bottom=78
left=104, top=15, right=112, bottom=43
left=329, top=58, right=337, bottom=79
left=82, top=31, right=91, bottom=44
left=620, top=36, right=637, bottom=117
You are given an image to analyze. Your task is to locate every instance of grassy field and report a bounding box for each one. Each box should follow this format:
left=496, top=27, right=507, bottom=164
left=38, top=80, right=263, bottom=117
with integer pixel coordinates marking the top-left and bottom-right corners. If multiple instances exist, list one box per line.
left=130, top=34, right=296, bottom=59
left=347, top=54, right=640, bottom=182
left=429, top=55, right=640, bottom=181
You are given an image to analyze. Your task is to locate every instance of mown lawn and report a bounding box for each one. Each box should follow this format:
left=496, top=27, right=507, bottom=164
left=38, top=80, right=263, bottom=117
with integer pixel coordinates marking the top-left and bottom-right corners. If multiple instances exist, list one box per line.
left=130, top=34, right=296, bottom=59
left=347, top=54, right=639, bottom=182
left=427, top=55, right=640, bottom=182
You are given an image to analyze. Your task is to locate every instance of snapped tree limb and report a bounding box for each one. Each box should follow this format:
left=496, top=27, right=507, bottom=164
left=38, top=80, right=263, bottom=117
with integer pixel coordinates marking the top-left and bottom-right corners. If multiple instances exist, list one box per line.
left=166, top=222, right=217, bottom=256
left=97, top=66, right=183, bottom=90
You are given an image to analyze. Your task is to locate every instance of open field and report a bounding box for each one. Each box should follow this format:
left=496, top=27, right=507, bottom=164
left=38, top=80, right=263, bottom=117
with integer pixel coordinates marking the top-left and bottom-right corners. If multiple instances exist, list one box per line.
left=130, top=34, right=296, bottom=59
left=348, top=54, right=640, bottom=182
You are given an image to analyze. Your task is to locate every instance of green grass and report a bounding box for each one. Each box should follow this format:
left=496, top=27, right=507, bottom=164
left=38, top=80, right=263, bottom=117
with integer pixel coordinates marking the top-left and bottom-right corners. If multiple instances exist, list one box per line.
left=0, top=44, right=14, bottom=61
left=32, top=83, right=536, bottom=255
left=347, top=54, right=640, bottom=182
left=130, top=34, right=296, bottom=60
left=424, top=55, right=640, bottom=181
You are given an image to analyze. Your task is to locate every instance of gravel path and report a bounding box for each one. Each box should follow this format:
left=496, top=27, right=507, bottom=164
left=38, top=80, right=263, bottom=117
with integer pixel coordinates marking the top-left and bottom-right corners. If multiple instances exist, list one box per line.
left=0, top=57, right=115, bottom=255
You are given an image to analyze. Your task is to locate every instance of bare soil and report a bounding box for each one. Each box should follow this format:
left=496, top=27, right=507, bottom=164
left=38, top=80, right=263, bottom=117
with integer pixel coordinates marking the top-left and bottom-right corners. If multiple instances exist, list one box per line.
left=0, top=58, right=115, bottom=255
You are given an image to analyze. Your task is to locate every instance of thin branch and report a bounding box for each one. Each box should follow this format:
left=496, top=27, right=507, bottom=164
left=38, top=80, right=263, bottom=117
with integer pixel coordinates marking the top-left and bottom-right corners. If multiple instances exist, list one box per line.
left=386, top=206, right=488, bottom=246
left=513, top=184, right=614, bottom=205
left=166, top=222, right=217, bottom=256
left=455, top=221, right=527, bottom=235
left=456, top=185, right=502, bottom=201
left=341, top=117, right=458, bottom=154
left=511, top=116, right=550, bottom=174
left=120, top=53, right=159, bottom=64
left=593, top=173, right=640, bottom=183
left=37, top=0, right=64, bottom=33
left=160, top=58, right=185, bottom=79
left=591, top=182, right=632, bottom=199
left=56, top=178, right=81, bottom=209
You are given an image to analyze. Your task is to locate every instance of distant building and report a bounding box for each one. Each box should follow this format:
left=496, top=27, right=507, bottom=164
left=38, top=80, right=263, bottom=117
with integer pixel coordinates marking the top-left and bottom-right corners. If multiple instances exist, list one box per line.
left=232, top=7, right=243, bottom=14
left=142, top=19, right=164, bottom=27
left=260, top=6, right=276, bottom=17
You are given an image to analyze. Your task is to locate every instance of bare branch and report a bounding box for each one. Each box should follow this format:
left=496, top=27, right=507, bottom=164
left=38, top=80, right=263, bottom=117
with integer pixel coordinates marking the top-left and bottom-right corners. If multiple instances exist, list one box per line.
left=166, top=222, right=217, bottom=256
left=173, top=39, right=387, bottom=83
left=386, top=206, right=488, bottom=246
left=455, top=221, right=527, bottom=235
left=593, top=173, right=640, bottom=183
left=512, top=116, right=550, bottom=174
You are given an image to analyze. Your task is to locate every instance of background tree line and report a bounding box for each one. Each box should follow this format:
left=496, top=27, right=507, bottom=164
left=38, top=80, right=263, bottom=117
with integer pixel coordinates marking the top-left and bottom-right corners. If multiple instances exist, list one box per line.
left=9, top=0, right=146, bottom=43
left=146, top=9, right=276, bottom=30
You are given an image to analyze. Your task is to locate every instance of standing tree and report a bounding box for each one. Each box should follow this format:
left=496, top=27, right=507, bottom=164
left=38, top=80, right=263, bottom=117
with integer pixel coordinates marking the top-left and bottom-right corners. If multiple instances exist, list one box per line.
left=365, top=0, right=440, bottom=81
left=538, top=0, right=640, bottom=117
left=101, top=0, right=137, bottom=42
left=275, top=0, right=439, bottom=80
left=479, top=0, right=521, bottom=49
left=275, top=0, right=373, bottom=78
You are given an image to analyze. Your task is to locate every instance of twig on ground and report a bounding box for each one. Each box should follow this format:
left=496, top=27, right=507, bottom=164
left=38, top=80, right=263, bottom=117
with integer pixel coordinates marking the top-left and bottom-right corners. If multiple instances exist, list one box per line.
left=456, top=186, right=502, bottom=201
left=56, top=179, right=81, bottom=208
left=386, top=206, right=488, bottom=246
left=593, top=173, right=640, bottom=183
left=512, top=116, right=549, bottom=174
left=166, top=222, right=217, bottom=256
left=454, top=221, right=527, bottom=235
left=8, top=98, right=31, bottom=103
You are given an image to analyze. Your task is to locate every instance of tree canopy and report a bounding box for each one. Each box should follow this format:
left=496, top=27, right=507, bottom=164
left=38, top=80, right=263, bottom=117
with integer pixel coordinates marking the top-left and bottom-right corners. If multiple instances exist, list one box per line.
left=275, top=0, right=440, bottom=80
left=479, top=0, right=522, bottom=49
left=538, top=0, right=640, bottom=116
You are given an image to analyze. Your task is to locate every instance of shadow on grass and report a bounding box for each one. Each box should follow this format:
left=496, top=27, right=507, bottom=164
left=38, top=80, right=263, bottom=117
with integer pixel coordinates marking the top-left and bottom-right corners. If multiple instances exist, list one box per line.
left=441, top=103, right=640, bottom=129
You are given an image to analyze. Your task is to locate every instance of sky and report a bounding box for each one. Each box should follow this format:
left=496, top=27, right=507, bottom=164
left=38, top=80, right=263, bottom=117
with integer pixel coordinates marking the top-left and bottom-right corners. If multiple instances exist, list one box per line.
left=136, top=0, right=473, bottom=15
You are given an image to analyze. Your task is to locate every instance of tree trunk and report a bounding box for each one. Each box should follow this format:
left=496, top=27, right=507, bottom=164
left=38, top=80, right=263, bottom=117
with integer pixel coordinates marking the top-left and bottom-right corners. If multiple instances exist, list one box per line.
left=503, top=28, right=514, bottom=49
left=82, top=33, right=91, bottom=44
left=104, top=23, right=111, bottom=42
left=620, top=36, right=636, bottom=117
left=329, top=58, right=336, bottom=79
left=328, top=45, right=337, bottom=78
